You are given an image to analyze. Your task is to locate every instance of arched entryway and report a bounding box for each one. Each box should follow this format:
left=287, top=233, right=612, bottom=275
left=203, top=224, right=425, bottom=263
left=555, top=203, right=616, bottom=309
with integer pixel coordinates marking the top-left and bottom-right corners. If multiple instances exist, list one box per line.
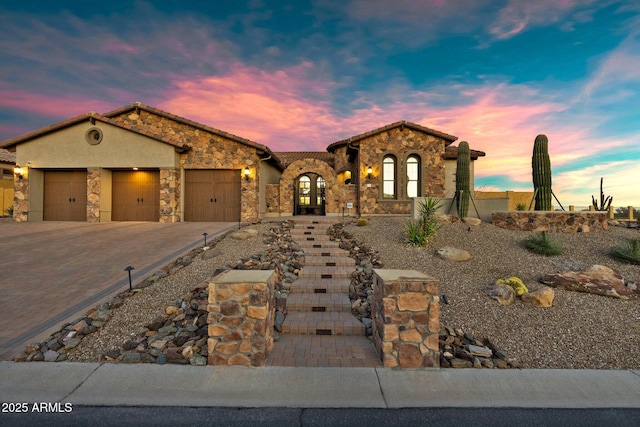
left=294, top=173, right=326, bottom=215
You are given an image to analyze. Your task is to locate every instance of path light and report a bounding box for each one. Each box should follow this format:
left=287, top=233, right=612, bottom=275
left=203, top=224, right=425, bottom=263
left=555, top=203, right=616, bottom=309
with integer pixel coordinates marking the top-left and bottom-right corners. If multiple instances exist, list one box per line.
left=124, top=266, right=135, bottom=291
left=203, top=232, right=208, bottom=247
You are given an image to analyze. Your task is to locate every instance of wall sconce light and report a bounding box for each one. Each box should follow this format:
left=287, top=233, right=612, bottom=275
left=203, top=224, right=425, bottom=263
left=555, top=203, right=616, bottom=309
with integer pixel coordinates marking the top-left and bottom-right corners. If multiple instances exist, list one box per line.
left=14, top=166, right=24, bottom=179
left=367, top=166, right=373, bottom=179
left=244, top=166, right=251, bottom=181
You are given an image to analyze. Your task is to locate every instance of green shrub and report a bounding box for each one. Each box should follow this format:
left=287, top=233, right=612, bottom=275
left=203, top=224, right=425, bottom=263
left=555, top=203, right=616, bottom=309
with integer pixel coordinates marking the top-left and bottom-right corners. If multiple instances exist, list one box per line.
left=4, top=205, right=13, bottom=217
left=405, top=197, right=441, bottom=247
left=609, top=239, right=640, bottom=264
left=523, top=231, right=563, bottom=256
left=516, top=203, right=527, bottom=211
left=356, top=218, right=368, bottom=226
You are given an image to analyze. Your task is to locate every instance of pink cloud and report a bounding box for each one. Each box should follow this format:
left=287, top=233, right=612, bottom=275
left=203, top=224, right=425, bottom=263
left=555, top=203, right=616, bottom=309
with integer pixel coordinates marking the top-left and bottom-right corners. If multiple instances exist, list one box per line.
left=0, top=87, right=115, bottom=119
left=102, top=41, right=139, bottom=54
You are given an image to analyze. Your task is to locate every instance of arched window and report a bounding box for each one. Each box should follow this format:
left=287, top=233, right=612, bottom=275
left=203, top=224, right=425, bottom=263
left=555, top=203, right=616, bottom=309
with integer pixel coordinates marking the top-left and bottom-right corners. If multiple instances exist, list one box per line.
left=298, top=176, right=311, bottom=206
left=316, top=176, right=325, bottom=205
left=382, top=155, right=396, bottom=199
left=406, top=155, right=421, bottom=198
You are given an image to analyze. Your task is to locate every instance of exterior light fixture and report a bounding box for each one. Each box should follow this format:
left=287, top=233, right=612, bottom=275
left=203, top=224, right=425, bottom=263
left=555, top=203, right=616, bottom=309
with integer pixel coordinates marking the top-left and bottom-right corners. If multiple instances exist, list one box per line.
left=124, top=266, right=135, bottom=291
left=203, top=232, right=209, bottom=247
left=14, top=166, right=24, bottom=179
left=244, top=166, right=250, bottom=181
left=367, top=166, right=373, bottom=179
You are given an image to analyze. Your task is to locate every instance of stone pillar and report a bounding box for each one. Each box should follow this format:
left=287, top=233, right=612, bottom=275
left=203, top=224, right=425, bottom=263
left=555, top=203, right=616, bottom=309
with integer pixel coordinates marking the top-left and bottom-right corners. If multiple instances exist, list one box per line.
left=13, top=177, right=29, bottom=222
left=159, top=168, right=180, bottom=223
left=372, top=269, right=440, bottom=368
left=86, top=168, right=101, bottom=223
left=207, top=270, right=275, bottom=366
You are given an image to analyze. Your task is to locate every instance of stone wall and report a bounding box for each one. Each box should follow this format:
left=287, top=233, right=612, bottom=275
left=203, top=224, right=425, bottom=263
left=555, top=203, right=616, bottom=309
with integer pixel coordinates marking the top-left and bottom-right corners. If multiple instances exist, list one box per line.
left=358, top=127, right=447, bottom=215
left=13, top=177, right=28, bottom=222
left=159, top=168, right=180, bottom=223
left=372, top=269, right=440, bottom=368
left=265, top=184, right=279, bottom=213
left=86, top=168, right=100, bottom=223
left=207, top=270, right=275, bottom=366
left=492, top=211, right=609, bottom=232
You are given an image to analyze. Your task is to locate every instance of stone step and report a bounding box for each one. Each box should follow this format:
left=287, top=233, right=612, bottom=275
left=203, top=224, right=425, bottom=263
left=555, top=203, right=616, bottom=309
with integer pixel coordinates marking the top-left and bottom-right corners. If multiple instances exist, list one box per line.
left=291, top=278, right=351, bottom=294
left=292, top=219, right=338, bottom=226
left=290, top=226, right=329, bottom=234
left=281, top=312, right=365, bottom=336
left=301, top=247, right=350, bottom=257
left=295, top=240, right=341, bottom=249
left=286, top=293, right=352, bottom=312
left=298, top=266, right=353, bottom=280
left=302, top=256, right=355, bottom=267
left=290, top=235, right=334, bottom=243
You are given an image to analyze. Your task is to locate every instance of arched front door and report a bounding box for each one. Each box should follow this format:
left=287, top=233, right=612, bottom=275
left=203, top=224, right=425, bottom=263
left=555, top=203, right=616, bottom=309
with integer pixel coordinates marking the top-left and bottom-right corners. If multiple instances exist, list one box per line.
left=294, top=173, right=326, bottom=215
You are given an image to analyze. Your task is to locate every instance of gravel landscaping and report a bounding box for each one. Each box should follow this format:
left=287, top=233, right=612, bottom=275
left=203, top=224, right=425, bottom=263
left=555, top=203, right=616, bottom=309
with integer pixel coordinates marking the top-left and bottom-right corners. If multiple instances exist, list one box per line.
left=22, top=216, right=640, bottom=369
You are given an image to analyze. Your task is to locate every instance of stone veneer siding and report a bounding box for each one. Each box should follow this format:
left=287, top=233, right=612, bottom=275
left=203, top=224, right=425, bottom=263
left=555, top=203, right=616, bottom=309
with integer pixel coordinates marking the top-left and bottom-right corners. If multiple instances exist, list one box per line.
left=13, top=176, right=28, bottom=222
left=278, top=158, right=338, bottom=215
left=372, top=269, right=440, bottom=368
left=110, top=110, right=261, bottom=222
left=86, top=168, right=100, bottom=223
left=358, top=127, right=447, bottom=215
left=159, top=168, right=180, bottom=223
left=207, top=270, right=276, bottom=366
left=265, top=184, right=279, bottom=213
left=492, top=211, right=609, bottom=232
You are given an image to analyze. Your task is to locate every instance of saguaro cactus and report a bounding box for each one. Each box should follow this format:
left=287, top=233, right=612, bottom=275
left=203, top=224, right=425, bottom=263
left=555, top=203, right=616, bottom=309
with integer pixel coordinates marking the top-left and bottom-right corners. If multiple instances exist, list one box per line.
left=532, top=134, right=552, bottom=210
left=455, top=141, right=470, bottom=218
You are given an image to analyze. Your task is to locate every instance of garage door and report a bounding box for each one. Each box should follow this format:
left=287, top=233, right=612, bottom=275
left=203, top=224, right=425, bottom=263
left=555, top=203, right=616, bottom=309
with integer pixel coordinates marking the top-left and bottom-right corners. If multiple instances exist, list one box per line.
left=112, top=170, right=160, bottom=221
left=184, top=169, right=241, bottom=222
left=44, top=170, right=87, bottom=221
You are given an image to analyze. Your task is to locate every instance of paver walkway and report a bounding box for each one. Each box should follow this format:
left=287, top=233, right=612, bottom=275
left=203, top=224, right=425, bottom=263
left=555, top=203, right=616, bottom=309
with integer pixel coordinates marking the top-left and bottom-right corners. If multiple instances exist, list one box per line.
left=0, top=221, right=238, bottom=360
left=266, top=218, right=381, bottom=367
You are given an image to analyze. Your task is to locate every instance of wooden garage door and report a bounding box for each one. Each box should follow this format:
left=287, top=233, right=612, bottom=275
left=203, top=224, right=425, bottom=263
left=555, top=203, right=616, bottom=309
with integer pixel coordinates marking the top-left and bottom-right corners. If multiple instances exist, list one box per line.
left=185, top=170, right=241, bottom=222
left=44, top=170, right=87, bottom=221
left=112, top=170, right=160, bottom=221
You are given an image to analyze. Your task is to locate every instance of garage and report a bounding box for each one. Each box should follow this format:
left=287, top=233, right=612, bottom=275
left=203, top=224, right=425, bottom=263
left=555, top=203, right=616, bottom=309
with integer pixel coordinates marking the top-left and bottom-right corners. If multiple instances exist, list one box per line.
left=184, top=169, right=241, bottom=222
left=43, top=170, right=87, bottom=221
left=112, top=170, right=160, bottom=221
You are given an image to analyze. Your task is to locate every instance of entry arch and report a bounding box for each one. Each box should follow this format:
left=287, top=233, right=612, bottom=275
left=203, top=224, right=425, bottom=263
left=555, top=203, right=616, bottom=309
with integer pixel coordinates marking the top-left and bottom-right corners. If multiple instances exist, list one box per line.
left=279, top=158, right=337, bottom=215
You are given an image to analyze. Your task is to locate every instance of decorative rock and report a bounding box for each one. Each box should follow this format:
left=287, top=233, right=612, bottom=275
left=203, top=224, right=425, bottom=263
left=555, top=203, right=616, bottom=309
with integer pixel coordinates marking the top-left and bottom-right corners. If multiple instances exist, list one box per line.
left=122, top=351, right=141, bottom=363
left=484, top=284, right=515, bottom=305
left=466, top=344, right=492, bottom=358
left=43, top=350, right=59, bottom=362
left=450, top=358, right=473, bottom=368
left=436, top=246, right=471, bottom=262
left=189, top=354, right=207, bottom=366
left=540, top=265, right=638, bottom=300
left=463, top=217, right=482, bottom=226
left=64, top=338, right=82, bottom=349
left=496, top=277, right=528, bottom=296
left=274, top=311, right=285, bottom=332
left=230, top=229, right=259, bottom=240
left=522, top=286, right=555, bottom=307
left=156, top=354, right=167, bottom=364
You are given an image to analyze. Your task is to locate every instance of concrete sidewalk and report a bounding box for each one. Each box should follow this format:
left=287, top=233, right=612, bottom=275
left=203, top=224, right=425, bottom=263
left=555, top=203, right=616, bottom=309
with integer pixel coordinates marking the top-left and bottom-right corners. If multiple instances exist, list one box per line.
left=1, top=362, right=639, bottom=408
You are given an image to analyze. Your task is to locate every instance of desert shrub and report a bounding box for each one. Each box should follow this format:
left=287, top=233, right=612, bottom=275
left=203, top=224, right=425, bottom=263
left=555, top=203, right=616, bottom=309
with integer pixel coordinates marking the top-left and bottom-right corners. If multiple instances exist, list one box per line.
left=609, top=239, right=640, bottom=265
left=523, top=231, right=563, bottom=256
left=356, top=218, right=368, bottom=226
left=516, top=202, right=527, bottom=211
left=496, top=277, right=528, bottom=296
left=4, top=205, right=13, bottom=217
left=405, top=197, right=441, bottom=247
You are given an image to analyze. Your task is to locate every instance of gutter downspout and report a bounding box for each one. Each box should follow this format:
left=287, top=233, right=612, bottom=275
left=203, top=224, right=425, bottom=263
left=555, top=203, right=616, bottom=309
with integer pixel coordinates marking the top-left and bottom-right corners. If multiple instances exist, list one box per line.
left=348, top=141, right=361, bottom=217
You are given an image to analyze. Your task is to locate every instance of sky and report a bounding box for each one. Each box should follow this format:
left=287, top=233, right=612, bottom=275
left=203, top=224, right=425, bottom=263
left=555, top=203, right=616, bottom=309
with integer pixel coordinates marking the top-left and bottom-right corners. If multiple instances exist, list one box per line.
left=1, top=0, right=639, bottom=207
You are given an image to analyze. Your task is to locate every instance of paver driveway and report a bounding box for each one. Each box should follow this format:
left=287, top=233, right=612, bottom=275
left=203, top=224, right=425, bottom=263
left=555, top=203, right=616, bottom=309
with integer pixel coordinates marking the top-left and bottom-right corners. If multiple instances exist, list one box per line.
left=0, top=221, right=238, bottom=360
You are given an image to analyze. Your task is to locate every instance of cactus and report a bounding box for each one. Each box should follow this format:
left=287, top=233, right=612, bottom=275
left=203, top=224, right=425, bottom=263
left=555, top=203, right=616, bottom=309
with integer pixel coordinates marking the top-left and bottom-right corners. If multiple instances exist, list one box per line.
left=455, top=141, right=470, bottom=218
left=591, top=177, right=613, bottom=211
left=532, top=134, right=552, bottom=210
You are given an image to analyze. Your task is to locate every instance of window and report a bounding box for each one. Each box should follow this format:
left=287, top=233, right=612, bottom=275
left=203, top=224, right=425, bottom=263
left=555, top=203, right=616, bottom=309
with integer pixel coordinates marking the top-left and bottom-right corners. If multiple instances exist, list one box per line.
left=382, top=155, right=396, bottom=199
left=298, top=176, right=311, bottom=206
left=406, top=155, right=421, bottom=198
left=316, top=177, right=325, bottom=205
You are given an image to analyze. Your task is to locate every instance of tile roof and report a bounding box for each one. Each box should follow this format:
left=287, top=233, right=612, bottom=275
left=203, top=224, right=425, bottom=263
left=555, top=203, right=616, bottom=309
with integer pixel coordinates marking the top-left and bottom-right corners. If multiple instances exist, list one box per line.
left=445, top=145, right=486, bottom=160
left=327, top=120, right=457, bottom=152
left=0, top=112, right=189, bottom=152
left=0, top=148, right=16, bottom=164
left=273, top=152, right=335, bottom=168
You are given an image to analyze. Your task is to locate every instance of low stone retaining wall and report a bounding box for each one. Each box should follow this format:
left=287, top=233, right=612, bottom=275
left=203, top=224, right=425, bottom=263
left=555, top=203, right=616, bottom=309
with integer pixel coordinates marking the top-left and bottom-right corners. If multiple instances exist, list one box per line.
left=372, top=269, right=440, bottom=368
left=207, top=270, right=276, bottom=366
left=491, top=211, right=608, bottom=232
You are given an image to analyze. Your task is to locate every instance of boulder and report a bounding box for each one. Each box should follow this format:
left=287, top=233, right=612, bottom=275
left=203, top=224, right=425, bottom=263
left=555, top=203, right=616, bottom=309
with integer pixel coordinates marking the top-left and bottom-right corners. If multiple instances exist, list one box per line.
left=463, top=217, right=482, bottom=226
left=230, top=229, right=259, bottom=240
left=522, top=286, right=555, bottom=307
left=496, top=277, right=528, bottom=297
left=484, top=284, right=515, bottom=305
left=436, top=246, right=471, bottom=262
left=540, top=265, right=638, bottom=300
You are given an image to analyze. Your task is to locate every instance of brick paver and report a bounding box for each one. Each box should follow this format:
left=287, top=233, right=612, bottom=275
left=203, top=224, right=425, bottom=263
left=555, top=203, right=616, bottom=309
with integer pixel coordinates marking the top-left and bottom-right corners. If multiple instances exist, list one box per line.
left=0, top=221, right=238, bottom=360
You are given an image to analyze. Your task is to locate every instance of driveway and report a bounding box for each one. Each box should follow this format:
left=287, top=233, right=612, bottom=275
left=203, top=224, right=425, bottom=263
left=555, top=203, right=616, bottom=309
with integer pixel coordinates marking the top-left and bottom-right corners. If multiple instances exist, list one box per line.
left=0, top=221, right=239, bottom=360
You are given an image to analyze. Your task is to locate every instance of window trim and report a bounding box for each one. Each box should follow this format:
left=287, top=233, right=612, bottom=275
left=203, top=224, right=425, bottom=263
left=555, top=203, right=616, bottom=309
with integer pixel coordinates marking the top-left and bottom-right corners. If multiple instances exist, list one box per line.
left=381, top=154, right=397, bottom=200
